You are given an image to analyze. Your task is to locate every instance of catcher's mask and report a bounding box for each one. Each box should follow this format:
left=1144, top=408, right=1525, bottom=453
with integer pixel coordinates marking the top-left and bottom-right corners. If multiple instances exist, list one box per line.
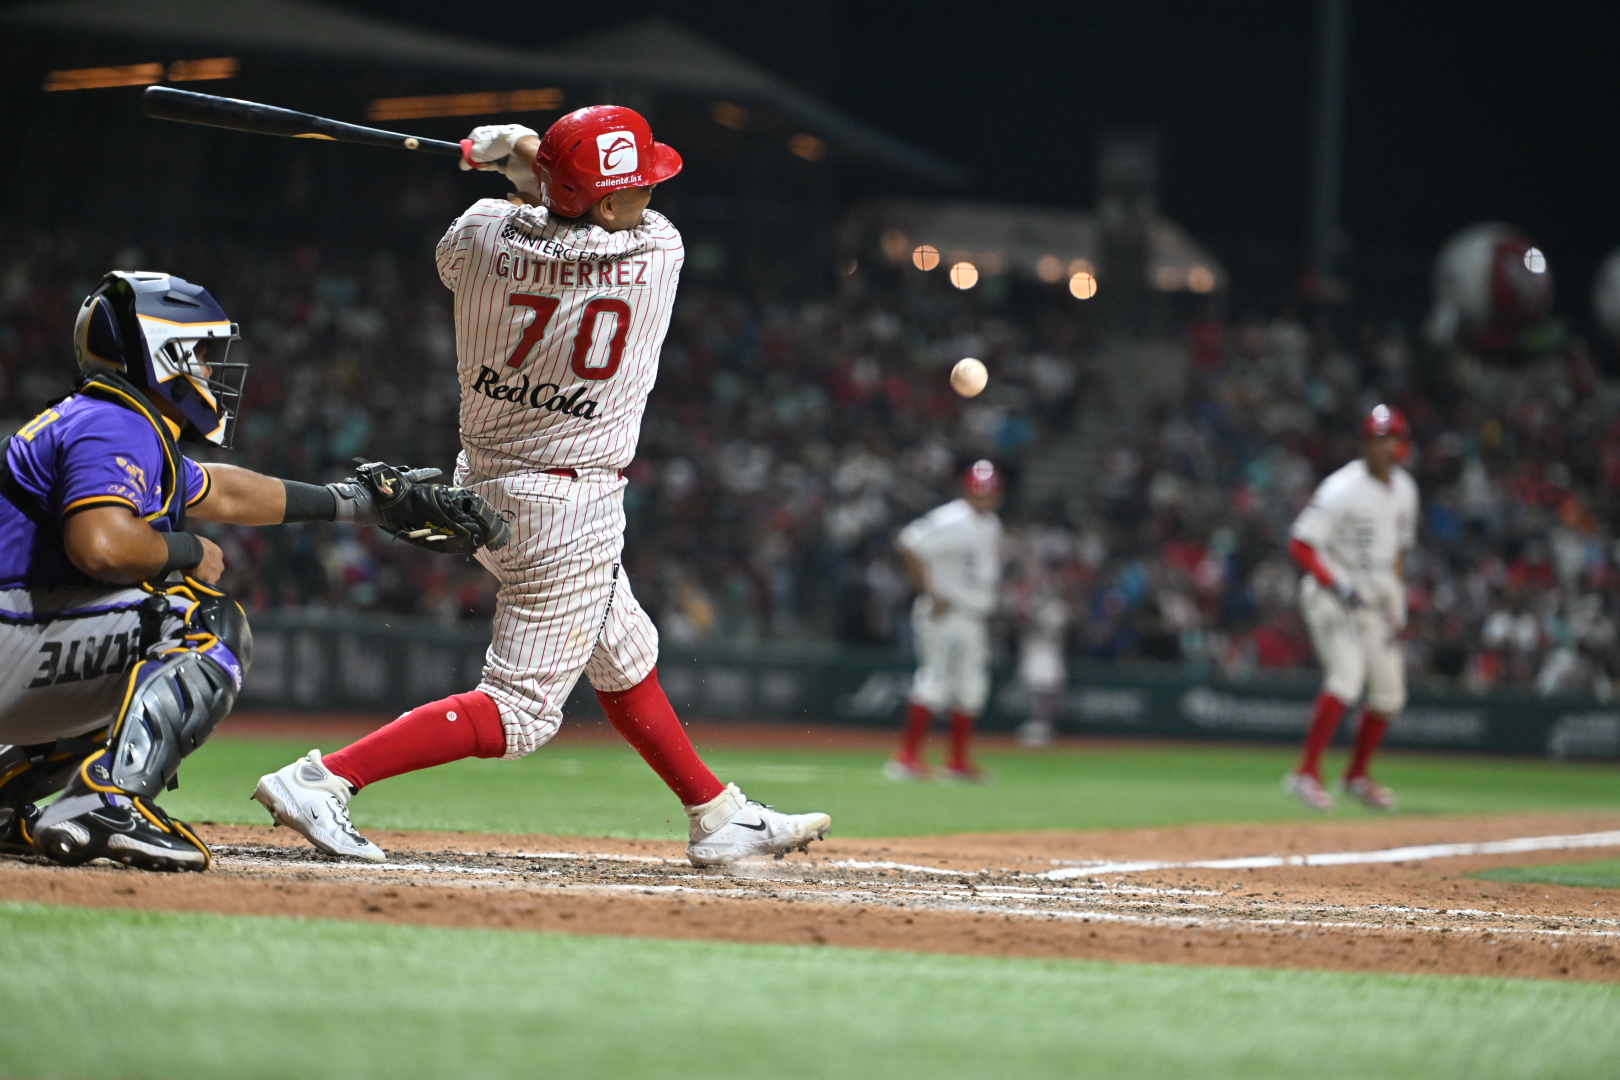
left=73, top=272, right=246, bottom=448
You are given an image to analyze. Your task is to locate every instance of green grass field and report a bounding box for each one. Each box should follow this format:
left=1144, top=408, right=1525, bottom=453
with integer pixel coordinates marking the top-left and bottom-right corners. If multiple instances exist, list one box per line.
left=1472, top=859, right=1620, bottom=890
left=164, top=736, right=1620, bottom=838
left=3, top=902, right=1618, bottom=1080
left=10, top=737, right=1620, bottom=1079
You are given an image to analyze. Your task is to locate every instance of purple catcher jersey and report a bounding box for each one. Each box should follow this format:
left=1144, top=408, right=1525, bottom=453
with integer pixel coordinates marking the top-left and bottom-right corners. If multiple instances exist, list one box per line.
left=0, top=394, right=210, bottom=589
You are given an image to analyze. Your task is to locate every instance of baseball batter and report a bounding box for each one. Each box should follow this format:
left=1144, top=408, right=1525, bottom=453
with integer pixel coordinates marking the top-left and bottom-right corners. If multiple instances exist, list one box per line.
left=255, top=106, right=830, bottom=865
left=886, top=460, right=1003, bottom=781
left=1284, top=404, right=1418, bottom=811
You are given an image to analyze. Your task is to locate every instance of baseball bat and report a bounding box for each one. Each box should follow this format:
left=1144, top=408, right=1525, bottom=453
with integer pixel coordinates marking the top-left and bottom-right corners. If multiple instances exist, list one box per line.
left=141, top=86, right=463, bottom=157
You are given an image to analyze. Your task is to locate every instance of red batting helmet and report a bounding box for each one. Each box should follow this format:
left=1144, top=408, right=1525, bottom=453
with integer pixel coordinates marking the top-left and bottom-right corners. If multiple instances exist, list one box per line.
left=1362, top=403, right=1410, bottom=440
left=533, top=106, right=683, bottom=218
left=962, top=459, right=1004, bottom=497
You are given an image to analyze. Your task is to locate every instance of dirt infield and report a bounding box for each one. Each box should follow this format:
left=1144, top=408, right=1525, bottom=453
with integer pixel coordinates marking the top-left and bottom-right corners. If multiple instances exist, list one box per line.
left=6, top=812, right=1620, bottom=982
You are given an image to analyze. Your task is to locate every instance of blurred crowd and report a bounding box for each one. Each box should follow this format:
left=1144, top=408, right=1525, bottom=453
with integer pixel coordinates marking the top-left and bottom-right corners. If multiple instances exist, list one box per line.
left=4, top=225, right=1620, bottom=698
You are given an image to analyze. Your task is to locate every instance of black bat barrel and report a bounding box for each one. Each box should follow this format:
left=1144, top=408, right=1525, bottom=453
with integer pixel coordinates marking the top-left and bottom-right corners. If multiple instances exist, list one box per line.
left=141, top=86, right=464, bottom=157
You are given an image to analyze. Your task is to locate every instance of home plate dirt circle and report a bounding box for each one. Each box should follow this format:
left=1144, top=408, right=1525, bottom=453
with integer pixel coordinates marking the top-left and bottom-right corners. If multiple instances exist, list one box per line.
left=4, top=812, right=1620, bottom=982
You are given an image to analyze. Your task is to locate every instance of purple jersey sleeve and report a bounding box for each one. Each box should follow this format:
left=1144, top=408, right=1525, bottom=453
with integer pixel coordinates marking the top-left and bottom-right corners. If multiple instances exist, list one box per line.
left=48, top=408, right=171, bottom=521
left=183, top=457, right=211, bottom=509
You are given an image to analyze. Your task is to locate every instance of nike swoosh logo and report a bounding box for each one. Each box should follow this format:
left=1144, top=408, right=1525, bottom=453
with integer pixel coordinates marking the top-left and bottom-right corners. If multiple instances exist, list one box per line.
left=735, top=819, right=768, bottom=831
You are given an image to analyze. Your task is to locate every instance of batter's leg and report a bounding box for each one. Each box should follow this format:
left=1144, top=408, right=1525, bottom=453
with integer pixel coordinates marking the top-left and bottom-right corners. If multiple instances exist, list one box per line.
left=585, top=567, right=830, bottom=865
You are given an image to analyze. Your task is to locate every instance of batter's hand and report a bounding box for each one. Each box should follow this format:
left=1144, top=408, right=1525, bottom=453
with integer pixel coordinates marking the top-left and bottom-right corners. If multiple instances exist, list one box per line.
left=459, top=124, right=539, bottom=170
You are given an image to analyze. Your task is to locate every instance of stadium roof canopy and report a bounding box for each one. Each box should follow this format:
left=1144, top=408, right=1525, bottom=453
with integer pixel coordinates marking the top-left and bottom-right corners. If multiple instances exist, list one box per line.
left=2, top=0, right=969, bottom=189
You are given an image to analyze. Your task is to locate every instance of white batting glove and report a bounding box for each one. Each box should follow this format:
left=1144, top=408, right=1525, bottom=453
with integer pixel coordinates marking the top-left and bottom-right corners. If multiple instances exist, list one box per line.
left=458, top=124, right=539, bottom=171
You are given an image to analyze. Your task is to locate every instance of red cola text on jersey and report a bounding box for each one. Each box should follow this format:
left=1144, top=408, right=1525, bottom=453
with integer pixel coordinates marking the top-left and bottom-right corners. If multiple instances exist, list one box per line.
left=470, top=367, right=600, bottom=418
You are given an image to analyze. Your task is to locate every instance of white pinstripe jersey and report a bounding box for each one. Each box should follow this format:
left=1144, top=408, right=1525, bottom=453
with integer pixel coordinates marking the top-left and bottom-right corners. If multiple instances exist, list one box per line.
left=435, top=199, right=684, bottom=474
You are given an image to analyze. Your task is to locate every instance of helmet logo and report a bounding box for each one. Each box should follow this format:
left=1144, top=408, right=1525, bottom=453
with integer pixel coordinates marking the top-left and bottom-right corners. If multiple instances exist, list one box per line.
left=596, top=131, right=639, bottom=176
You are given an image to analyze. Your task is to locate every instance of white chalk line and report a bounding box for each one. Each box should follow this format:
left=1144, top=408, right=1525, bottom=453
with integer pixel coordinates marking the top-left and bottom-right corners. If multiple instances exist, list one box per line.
left=1036, top=830, right=1620, bottom=880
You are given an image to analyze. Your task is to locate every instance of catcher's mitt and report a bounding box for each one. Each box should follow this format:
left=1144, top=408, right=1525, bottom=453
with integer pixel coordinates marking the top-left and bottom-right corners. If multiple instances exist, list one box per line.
left=347, top=461, right=510, bottom=555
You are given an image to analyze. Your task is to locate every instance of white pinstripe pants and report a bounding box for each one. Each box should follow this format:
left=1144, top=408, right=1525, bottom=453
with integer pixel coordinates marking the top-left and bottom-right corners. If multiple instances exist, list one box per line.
left=458, top=463, right=660, bottom=758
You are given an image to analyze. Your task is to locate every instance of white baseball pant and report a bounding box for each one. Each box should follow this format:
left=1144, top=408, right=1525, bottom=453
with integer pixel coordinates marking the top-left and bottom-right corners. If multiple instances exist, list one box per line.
left=458, top=464, right=659, bottom=758
left=909, top=601, right=991, bottom=717
left=1299, top=578, right=1406, bottom=714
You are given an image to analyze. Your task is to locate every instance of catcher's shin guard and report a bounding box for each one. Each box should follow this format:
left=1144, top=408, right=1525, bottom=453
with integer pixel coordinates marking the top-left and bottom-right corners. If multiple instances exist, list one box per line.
left=105, top=580, right=252, bottom=800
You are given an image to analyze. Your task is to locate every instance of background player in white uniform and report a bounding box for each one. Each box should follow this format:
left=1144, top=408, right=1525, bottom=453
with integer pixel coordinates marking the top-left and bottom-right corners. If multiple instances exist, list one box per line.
left=255, top=106, right=830, bottom=866
left=886, top=461, right=1003, bottom=781
left=1011, top=573, right=1070, bottom=747
left=1284, top=405, right=1418, bottom=811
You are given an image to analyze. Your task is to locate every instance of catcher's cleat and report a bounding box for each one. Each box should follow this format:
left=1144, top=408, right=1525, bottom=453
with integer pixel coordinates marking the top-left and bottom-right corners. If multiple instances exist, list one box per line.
left=33, top=752, right=209, bottom=872
left=1343, top=775, right=1397, bottom=811
left=686, top=783, right=830, bottom=867
left=252, top=750, right=386, bottom=862
left=1284, top=770, right=1335, bottom=811
left=882, top=756, right=931, bottom=782
left=0, top=804, right=40, bottom=856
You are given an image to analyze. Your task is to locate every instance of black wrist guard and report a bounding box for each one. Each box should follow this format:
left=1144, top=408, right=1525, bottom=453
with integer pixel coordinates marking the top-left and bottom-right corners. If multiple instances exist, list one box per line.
left=161, top=531, right=205, bottom=573
left=281, top=480, right=338, bottom=523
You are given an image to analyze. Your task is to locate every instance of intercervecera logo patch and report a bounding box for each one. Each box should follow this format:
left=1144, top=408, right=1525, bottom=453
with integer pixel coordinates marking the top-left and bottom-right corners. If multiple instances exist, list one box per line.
left=597, top=130, right=639, bottom=176
left=472, top=367, right=601, bottom=418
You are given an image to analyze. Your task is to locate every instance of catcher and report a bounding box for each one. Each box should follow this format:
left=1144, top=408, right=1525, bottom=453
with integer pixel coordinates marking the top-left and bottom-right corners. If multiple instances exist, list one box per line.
left=0, top=271, right=504, bottom=872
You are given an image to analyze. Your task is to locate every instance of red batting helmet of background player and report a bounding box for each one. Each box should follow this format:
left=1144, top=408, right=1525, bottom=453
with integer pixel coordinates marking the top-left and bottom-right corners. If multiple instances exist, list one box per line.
left=533, top=106, right=684, bottom=218
left=962, top=459, right=1004, bottom=497
left=1363, top=403, right=1412, bottom=461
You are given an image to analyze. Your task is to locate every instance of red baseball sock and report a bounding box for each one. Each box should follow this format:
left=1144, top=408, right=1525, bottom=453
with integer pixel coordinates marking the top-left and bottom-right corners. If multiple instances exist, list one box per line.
left=1346, top=711, right=1390, bottom=780
left=948, top=711, right=977, bottom=770
left=1298, top=692, right=1349, bottom=779
left=323, top=690, right=505, bottom=791
left=597, top=668, right=724, bottom=807
left=898, top=701, right=932, bottom=762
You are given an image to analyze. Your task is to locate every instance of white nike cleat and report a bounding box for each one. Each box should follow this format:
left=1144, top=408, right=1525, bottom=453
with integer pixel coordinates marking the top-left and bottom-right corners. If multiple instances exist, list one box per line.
left=685, top=783, right=831, bottom=867
left=1283, top=770, right=1334, bottom=811
left=252, top=750, right=386, bottom=863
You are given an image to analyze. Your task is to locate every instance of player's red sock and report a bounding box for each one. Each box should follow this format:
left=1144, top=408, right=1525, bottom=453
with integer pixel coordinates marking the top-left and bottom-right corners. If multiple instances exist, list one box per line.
left=1298, top=692, right=1349, bottom=779
left=898, top=701, right=932, bottom=763
left=597, top=669, right=724, bottom=806
left=323, top=690, right=505, bottom=791
left=1345, top=711, right=1390, bottom=780
left=948, top=711, right=977, bottom=771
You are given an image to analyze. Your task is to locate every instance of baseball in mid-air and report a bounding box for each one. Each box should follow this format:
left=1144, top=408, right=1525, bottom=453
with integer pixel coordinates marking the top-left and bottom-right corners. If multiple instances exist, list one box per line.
left=951, top=357, right=988, bottom=398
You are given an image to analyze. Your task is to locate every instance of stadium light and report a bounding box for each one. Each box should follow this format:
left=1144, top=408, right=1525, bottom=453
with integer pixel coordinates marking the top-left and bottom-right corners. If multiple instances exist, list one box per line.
left=367, top=88, right=564, bottom=121
left=1069, top=271, right=1098, bottom=299
left=167, top=58, right=238, bottom=82
left=44, top=60, right=238, bottom=91
left=912, top=245, right=940, bottom=271
left=789, top=134, right=827, bottom=161
left=44, top=63, right=165, bottom=91
left=1036, top=255, right=1065, bottom=283
left=1188, top=266, right=1217, bottom=293
left=712, top=101, right=748, bottom=129
left=1153, top=266, right=1183, bottom=291
left=949, top=262, right=979, bottom=289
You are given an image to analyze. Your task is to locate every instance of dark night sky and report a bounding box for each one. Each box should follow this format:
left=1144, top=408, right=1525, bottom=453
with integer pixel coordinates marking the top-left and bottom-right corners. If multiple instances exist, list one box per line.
left=333, top=0, right=1620, bottom=318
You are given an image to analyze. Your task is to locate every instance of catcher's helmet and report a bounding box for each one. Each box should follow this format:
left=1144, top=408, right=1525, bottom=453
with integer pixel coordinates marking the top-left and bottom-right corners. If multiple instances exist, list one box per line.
left=962, top=459, right=1004, bottom=497
left=74, top=272, right=246, bottom=447
left=533, top=106, right=683, bottom=218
